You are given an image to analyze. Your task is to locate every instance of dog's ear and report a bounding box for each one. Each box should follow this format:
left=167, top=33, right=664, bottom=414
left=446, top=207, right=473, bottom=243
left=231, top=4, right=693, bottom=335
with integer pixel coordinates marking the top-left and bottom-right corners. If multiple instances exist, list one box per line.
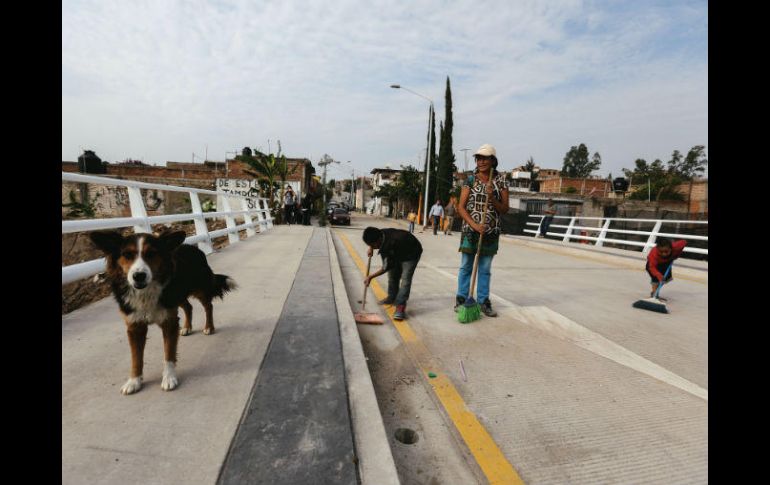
left=89, top=231, right=124, bottom=254
left=158, top=230, right=186, bottom=251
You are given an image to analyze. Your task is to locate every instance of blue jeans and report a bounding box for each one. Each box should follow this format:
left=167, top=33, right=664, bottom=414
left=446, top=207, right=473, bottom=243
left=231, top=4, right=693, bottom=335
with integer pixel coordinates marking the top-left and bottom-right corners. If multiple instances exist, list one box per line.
left=457, top=252, right=493, bottom=304
left=432, top=216, right=441, bottom=234
left=408, top=221, right=414, bottom=233
left=540, top=215, right=553, bottom=235
left=387, top=258, right=420, bottom=305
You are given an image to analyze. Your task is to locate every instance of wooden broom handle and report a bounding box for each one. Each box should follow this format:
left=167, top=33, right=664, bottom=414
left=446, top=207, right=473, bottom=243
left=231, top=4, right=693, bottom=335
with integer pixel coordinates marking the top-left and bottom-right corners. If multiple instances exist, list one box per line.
left=468, top=170, right=493, bottom=299
left=362, top=254, right=372, bottom=310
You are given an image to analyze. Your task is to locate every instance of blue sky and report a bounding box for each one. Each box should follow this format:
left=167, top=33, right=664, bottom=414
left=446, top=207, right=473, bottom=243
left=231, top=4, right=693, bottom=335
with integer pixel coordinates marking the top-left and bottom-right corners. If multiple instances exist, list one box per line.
left=62, top=0, right=707, bottom=179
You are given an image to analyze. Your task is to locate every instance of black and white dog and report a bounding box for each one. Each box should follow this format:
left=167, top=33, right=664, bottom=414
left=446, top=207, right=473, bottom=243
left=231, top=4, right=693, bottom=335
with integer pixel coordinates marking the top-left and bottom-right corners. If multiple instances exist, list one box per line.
left=89, top=230, right=236, bottom=395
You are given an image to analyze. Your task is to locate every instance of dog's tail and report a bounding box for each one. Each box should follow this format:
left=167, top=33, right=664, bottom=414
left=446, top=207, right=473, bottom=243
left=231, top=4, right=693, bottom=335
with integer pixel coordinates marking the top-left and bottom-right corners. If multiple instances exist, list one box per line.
left=212, top=274, right=238, bottom=299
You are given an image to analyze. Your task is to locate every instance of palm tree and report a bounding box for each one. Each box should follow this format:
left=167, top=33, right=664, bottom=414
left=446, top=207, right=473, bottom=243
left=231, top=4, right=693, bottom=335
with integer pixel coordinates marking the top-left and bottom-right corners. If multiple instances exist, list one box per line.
left=236, top=148, right=279, bottom=213
left=273, top=141, right=299, bottom=212
left=523, top=156, right=538, bottom=190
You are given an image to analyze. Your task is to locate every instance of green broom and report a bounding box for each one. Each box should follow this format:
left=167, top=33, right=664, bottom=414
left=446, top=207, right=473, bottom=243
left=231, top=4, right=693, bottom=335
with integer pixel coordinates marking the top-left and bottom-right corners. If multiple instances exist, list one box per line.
left=458, top=171, right=492, bottom=324
left=632, top=263, right=672, bottom=313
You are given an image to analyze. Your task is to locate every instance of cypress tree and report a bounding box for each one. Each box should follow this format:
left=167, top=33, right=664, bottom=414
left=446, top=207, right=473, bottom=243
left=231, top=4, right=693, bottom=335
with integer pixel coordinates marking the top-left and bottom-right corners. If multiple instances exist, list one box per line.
left=436, top=76, right=456, bottom=204
left=427, top=105, right=437, bottom=204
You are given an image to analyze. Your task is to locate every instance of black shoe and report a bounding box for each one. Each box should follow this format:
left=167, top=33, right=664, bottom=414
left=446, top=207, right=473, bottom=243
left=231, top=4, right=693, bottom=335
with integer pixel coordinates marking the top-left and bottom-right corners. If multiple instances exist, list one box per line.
left=454, top=295, right=466, bottom=312
left=481, top=299, right=497, bottom=317
left=379, top=297, right=395, bottom=305
left=393, top=304, right=406, bottom=320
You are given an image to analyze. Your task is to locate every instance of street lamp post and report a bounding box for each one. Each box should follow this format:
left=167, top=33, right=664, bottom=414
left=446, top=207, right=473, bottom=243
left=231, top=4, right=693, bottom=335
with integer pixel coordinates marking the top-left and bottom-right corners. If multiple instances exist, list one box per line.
left=391, top=84, right=434, bottom=225
left=460, top=148, right=471, bottom=173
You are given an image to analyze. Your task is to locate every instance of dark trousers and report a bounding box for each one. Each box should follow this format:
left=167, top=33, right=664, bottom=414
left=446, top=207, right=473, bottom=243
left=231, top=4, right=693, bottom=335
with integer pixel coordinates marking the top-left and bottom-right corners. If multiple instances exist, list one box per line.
left=284, top=205, right=294, bottom=224
left=540, top=215, right=553, bottom=235
left=387, top=257, right=420, bottom=306
left=432, top=216, right=441, bottom=235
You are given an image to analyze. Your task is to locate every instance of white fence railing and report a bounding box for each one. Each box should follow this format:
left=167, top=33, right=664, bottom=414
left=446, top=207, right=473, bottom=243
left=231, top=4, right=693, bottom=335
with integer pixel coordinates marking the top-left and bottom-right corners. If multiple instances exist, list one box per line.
left=526, top=215, right=708, bottom=256
left=62, top=172, right=274, bottom=285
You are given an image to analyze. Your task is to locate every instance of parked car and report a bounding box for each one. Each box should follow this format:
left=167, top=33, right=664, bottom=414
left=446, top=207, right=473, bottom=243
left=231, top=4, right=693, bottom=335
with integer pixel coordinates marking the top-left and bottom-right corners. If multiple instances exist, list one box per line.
left=329, top=207, right=350, bottom=225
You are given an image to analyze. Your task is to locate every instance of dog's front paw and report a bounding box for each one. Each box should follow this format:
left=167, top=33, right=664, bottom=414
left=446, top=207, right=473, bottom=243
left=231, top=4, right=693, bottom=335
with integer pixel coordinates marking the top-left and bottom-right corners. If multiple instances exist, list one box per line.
left=121, top=377, right=143, bottom=395
left=161, top=362, right=179, bottom=391
left=203, top=327, right=215, bottom=335
left=179, top=327, right=192, bottom=336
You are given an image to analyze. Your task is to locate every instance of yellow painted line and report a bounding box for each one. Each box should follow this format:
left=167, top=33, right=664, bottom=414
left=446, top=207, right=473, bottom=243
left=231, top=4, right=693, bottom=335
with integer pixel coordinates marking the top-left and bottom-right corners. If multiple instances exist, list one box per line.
left=336, top=231, right=525, bottom=485
left=501, top=237, right=707, bottom=284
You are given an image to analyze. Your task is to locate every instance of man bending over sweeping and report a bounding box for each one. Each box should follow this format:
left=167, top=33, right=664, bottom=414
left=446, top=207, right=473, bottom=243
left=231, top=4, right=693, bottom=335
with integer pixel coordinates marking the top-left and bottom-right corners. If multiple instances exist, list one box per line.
left=646, top=237, right=688, bottom=300
left=363, top=226, right=423, bottom=321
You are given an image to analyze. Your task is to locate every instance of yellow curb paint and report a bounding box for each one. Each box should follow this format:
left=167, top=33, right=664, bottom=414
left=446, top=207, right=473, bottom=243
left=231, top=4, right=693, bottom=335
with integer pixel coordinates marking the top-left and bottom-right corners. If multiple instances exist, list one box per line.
left=336, top=231, right=525, bottom=485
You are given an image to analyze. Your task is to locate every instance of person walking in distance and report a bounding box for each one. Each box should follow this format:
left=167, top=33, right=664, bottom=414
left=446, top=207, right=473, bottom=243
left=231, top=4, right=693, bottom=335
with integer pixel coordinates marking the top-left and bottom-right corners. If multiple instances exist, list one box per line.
left=283, top=187, right=296, bottom=225
left=444, top=198, right=456, bottom=235
left=429, top=199, right=444, bottom=235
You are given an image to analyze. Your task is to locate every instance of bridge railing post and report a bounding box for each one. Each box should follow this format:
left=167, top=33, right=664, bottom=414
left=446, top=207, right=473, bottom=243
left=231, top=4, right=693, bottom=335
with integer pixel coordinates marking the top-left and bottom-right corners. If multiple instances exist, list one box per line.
left=595, top=218, right=612, bottom=247
left=642, top=220, right=663, bottom=257
left=254, top=199, right=266, bottom=232
left=189, top=192, right=214, bottom=254
left=562, top=217, right=576, bottom=243
left=221, top=196, right=240, bottom=245
left=127, top=187, right=151, bottom=233
left=242, top=198, right=256, bottom=237
left=262, top=199, right=274, bottom=229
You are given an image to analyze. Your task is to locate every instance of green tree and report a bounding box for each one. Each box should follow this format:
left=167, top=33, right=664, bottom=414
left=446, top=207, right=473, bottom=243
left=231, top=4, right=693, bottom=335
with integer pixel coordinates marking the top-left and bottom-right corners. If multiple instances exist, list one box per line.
left=273, top=141, right=298, bottom=209
left=672, top=145, right=707, bottom=180
left=394, top=165, right=422, bottom=211
left=236, top=146, right=281, bottom=215
left=426, top=105, right=438, bottom=205
left=436, top=76, right=456, bottom=204
left=523, top=156, right=538, bottom=190
left=623, top=156, right=684, bottom=201
left=562, top=143, right=601, bottom=177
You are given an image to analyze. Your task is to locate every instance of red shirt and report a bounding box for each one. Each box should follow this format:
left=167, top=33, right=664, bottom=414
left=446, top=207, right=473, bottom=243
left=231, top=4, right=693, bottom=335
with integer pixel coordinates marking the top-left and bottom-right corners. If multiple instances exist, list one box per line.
left=647, top=240, right=687, bottom=280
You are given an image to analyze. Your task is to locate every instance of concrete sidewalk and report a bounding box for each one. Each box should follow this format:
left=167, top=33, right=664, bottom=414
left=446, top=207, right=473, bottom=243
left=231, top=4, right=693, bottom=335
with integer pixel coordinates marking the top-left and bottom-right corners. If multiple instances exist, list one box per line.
left=341, top=213, right=707, bottom=484
left=62, top=224, right=398, bottom=485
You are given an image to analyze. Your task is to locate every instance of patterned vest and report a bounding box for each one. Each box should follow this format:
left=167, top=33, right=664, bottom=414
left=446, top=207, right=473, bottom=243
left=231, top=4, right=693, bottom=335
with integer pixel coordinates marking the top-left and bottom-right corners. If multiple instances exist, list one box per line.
left=461, top=172, right=507, bottom=240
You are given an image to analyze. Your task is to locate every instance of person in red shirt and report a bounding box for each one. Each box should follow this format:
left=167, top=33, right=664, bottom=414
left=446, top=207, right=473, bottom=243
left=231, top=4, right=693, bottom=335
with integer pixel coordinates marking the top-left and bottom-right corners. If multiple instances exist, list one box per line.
left=646, top=237, right=687, bottom=300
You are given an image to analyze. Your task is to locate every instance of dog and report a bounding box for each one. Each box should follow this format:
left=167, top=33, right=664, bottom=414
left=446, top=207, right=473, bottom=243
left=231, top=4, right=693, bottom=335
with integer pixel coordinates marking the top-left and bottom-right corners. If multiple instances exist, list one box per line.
left=89, top=229, right=237, bottom=395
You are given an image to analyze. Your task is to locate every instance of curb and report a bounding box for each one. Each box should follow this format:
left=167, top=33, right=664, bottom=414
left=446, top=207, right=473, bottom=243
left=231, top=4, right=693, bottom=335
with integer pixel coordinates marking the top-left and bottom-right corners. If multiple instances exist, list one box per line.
left=326, top=228, right=401, bottom=485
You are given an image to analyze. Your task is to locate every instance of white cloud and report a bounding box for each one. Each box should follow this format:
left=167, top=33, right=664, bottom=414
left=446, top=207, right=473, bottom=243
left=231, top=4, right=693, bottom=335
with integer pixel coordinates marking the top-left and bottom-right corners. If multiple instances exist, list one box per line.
left=62, top=0, right=707, bottom=177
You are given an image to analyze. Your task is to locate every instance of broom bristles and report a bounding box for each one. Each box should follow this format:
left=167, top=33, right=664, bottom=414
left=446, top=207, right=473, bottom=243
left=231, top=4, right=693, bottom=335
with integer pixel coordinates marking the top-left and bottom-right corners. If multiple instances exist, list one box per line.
left=354, top=312, right=384, bottom=325
left=457, top=297, right=481, bottom=323
left=632, top=298, right=668, bottom=314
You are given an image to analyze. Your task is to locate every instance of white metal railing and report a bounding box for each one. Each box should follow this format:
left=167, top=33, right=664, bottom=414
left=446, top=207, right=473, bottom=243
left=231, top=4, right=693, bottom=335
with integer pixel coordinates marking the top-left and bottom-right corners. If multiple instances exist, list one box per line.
left=62, top=172, right=274, bottom=285
left=525, top=215, right=708, bottom=256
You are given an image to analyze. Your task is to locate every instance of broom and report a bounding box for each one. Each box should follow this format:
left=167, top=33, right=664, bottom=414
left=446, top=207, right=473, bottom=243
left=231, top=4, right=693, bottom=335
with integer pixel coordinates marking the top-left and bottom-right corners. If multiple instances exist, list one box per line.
left=354, top=254, right=384, bottom=325
left=632, top=263, right=672, bottom=314
left=457, top=170, right=493, bottom=324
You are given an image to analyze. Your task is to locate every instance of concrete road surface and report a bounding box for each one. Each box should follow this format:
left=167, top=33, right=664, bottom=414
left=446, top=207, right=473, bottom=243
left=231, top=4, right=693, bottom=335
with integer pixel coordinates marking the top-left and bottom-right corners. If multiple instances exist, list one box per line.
left=332, top=213, right=707, bottom=484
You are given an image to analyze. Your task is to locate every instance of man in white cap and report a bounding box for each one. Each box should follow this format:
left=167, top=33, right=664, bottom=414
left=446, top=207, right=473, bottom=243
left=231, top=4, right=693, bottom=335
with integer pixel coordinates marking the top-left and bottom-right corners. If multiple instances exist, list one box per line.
left=454, top=144, right=509, bottom=317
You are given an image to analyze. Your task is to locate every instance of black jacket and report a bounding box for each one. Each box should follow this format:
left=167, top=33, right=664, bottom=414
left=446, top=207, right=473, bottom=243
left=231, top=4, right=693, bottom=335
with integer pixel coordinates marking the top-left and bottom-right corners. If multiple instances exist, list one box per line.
left=378, top=228, right=422, bottom=272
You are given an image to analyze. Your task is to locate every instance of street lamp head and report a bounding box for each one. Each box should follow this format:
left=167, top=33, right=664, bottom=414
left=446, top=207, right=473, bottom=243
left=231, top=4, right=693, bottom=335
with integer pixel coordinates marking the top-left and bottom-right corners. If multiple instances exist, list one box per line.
left=390, top=84, right=401, bottom=89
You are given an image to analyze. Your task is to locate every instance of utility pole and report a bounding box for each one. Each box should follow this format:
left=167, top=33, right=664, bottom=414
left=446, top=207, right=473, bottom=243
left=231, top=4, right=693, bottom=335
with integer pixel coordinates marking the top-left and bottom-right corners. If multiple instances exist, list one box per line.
left=318, top=154, right=340, bottom=222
